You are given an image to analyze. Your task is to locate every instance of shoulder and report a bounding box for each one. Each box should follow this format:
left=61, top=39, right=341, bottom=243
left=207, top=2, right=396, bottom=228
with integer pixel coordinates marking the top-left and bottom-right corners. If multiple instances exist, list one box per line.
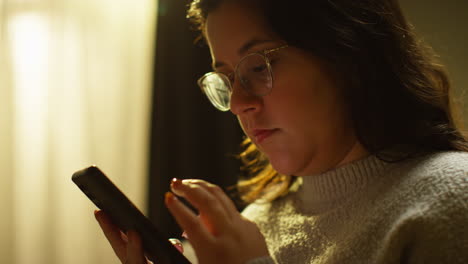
left=385, top=151, right=468, bottom=214
left=367, top=151, right=468, bottom=263
left=376, top=151, right=468, bottom=263
left=409, top=150, right=468, bottom=173
left=391, top=151, right=468, bottom=195
left=395, top=150, right=468, bottom=208
left=241, top=192, right=295, bottom=224
left=241, top=200, right=274, bottom=222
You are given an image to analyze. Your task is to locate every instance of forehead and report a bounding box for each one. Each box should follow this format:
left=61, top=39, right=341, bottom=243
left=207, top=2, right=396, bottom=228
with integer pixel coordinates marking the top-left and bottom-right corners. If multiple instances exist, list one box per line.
left=205, top=1, right=277, bottom=64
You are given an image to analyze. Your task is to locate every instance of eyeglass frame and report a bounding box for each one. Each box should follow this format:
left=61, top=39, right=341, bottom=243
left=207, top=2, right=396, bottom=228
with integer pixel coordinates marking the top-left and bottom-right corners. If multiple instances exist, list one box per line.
left=197, top=44, right=289, bottom=111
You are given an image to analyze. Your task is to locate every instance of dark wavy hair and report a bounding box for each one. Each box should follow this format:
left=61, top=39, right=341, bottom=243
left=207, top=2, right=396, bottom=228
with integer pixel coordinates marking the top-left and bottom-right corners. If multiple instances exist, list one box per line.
left=187, top=0, right=468, bottom=203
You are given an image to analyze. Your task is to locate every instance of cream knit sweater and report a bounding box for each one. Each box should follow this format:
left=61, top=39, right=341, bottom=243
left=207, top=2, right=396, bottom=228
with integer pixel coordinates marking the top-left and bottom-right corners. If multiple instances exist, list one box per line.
left=242, top=151, right=468, bottom=264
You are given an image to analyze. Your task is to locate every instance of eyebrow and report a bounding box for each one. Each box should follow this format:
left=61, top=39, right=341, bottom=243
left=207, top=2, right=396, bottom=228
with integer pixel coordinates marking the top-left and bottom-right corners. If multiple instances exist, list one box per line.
left=212, top=38, right=277, bottom=70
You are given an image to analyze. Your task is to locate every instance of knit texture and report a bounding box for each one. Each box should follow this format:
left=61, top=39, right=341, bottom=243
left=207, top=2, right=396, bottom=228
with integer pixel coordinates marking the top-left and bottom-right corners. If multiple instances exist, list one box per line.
left=246, top=256, right=276, bottom=264
left=242, top=151, right=468, bottom=264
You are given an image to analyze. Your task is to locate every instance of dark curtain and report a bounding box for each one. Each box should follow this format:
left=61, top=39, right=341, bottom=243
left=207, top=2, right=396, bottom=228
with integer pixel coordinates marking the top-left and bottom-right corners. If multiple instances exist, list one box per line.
left=148, top=0, right=244, bottom=237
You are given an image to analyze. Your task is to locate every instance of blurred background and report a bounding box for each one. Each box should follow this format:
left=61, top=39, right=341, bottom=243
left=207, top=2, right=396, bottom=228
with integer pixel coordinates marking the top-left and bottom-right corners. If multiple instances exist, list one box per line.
left=0, top=0, right=466, bottom=263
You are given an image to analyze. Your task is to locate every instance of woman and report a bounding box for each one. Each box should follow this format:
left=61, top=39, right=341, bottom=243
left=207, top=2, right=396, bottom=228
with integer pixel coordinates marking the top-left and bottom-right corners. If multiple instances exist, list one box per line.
left=95, top=0, right=468, bottom=263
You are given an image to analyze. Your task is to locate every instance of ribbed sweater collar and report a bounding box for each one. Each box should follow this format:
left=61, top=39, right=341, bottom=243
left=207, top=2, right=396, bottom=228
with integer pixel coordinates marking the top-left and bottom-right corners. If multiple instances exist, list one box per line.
left=297, top=155, right=390, bottom=212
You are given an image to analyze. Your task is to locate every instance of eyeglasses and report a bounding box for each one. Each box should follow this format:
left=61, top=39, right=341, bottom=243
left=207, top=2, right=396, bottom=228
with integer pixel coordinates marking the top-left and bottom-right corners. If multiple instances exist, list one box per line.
left=197, top=45, right=288, bottom=111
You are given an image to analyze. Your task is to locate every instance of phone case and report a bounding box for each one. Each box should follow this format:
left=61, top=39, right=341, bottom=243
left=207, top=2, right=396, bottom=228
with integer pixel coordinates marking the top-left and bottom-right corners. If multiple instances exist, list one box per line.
left=72, top=165, right=191, bottom=264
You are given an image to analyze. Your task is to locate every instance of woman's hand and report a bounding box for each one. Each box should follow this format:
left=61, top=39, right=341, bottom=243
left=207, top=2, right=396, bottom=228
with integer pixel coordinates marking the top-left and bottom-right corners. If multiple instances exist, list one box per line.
left=166, top=179, right=269, bottom=264
left=94, top=210, right=183, bottom=264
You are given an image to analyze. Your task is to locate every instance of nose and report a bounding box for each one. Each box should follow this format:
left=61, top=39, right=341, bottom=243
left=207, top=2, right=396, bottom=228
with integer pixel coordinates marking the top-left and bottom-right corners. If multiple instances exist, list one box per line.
left=229, top=81, right=262, bottom=115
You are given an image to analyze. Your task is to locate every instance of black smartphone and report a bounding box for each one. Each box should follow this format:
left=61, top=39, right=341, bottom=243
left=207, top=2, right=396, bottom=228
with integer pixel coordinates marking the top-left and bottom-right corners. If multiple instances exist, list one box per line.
left=72, top=165, right=191, bottom=264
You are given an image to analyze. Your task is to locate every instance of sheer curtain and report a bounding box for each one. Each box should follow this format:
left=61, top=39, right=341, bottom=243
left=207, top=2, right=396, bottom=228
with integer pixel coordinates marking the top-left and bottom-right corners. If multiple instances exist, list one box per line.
left=0, top=0, right=156, bottom=263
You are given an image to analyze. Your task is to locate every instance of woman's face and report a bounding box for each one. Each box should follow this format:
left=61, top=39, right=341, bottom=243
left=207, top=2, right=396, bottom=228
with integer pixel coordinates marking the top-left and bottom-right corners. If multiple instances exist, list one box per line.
left=205, top=2, right=366, bottom=176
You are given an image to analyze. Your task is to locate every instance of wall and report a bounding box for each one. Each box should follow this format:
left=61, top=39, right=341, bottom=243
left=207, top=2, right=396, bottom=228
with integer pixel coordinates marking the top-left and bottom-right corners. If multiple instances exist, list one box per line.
left=401, top=1, right=468, bottom=128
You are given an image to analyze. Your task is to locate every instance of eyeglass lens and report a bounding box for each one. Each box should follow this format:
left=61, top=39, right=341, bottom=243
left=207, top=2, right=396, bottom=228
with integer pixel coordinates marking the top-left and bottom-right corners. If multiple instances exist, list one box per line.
left=200, top=53, right=272, bottom=111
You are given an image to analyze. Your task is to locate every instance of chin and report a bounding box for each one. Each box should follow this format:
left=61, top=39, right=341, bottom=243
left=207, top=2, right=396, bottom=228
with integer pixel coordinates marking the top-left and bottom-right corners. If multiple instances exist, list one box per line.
left=269, top=156, right=304, bottom=176
left=263, top=143, right=320, bottom=175
left=269, top=152, right=325, bottom=176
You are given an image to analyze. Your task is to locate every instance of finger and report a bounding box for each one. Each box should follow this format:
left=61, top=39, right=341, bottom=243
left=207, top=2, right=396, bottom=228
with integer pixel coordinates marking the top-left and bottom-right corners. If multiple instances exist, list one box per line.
left=169, top=238, right=184, bottom=253
left=183, top=179, right=238, bottom=219
left=165, top=192, right=214, bottom=249
left=126, top=231, right=147, bottom=264
left=94, top=210, right=127, bottom=262
left=170, top=179, right=230, bottom=230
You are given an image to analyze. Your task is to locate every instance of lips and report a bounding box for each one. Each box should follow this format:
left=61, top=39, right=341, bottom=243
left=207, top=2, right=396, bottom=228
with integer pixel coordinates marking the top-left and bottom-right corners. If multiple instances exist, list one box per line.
left=252, top=128, right=278, bottom=144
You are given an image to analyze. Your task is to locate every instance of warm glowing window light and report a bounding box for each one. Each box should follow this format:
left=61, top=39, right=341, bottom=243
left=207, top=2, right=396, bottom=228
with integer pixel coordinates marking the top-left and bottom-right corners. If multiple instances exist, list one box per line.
left=10, top=12, right=49, bottom=191
left=10, top=13, right=49, bottom=113
left=9, top=13, right=50, bottom=263
left=4, top=2, right=157, bottom=262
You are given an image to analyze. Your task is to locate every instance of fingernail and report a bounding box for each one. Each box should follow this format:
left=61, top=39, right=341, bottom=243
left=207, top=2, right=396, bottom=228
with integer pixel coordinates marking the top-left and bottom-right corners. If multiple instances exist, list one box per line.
left=165, top=192, right=176, bottom=204
left=120, top=231, right=129, bottom=242
left=169, top=238, right=184, bottom=253
left=171, top=178, right=182, bottom=189
left=94, top=210, right=101, bottom=220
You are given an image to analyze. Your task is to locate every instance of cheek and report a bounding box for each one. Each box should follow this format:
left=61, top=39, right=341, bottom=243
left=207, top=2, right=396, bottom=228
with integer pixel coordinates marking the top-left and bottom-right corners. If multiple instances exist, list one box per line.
left=237, top=116, right=248, bottom=134
left=273, top=51, right=341, bottom=109
left=272, top=62, right=345, bottom=124
left=267, top=66, right=351, bottom=150
left=267, top=78, right=325, bottom=123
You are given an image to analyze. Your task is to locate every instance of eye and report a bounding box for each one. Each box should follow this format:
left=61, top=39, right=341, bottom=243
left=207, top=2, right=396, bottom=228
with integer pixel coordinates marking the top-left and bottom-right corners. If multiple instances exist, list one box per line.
left=266, top=52, right=280, bottom=65
left=251, top=63, right=268, bottom=73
